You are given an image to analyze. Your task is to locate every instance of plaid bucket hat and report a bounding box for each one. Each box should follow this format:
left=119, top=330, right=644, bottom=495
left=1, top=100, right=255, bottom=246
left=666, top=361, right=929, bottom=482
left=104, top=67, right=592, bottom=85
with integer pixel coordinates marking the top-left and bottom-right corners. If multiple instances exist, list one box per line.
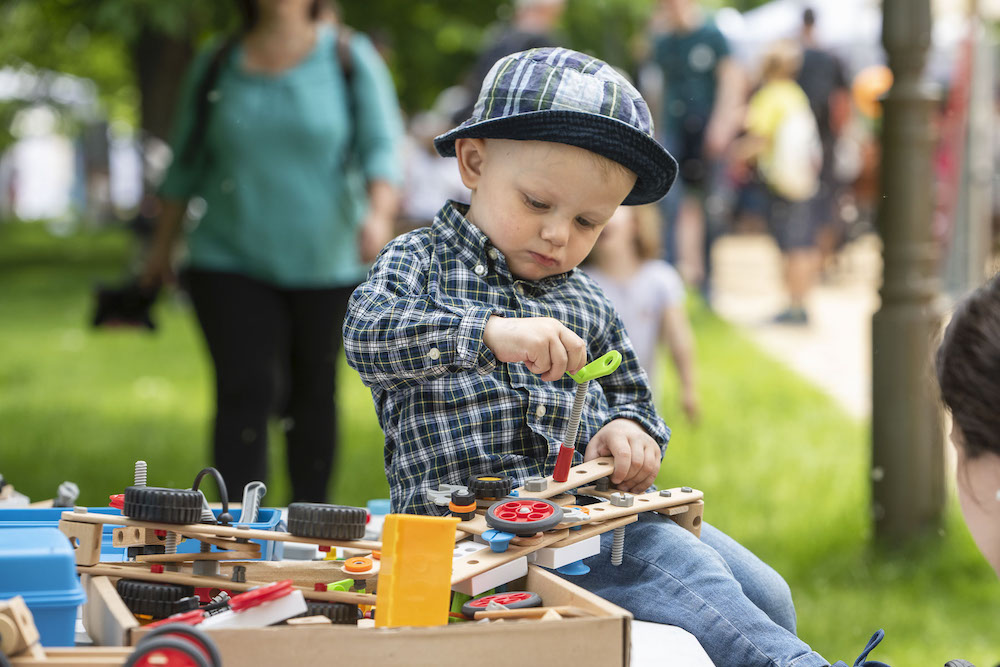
left=435, top=47, right=677, bottom=205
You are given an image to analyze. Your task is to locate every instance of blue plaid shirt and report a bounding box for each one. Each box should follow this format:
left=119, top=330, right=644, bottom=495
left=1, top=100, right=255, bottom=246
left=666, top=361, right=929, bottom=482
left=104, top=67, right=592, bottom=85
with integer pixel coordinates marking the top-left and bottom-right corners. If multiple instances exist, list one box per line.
left=344, top=201, right=670, bottom=515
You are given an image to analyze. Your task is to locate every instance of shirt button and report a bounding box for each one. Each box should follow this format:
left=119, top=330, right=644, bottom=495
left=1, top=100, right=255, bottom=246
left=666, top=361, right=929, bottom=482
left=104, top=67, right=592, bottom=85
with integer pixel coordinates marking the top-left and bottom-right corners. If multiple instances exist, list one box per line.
left=473, top=264, right=486, bottom=276
left=535, top=405, right=546, bottom=418
left=515, top=284, right=525, bottom=295
left=428, top=347, right=441, bottom=360
left=487, top=248, right=499, bottom=260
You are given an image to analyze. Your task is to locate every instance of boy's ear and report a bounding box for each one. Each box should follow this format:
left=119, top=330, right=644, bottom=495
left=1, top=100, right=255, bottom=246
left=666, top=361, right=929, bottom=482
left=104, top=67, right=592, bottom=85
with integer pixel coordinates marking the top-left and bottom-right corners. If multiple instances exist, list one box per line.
left=454, top=138, right=487, bottom=191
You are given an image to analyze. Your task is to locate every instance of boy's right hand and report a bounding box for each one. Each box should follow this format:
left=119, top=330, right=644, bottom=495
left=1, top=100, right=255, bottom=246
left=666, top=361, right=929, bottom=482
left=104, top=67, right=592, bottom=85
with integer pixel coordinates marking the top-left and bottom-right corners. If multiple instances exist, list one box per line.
left=483, top=316, right=587, bottom=382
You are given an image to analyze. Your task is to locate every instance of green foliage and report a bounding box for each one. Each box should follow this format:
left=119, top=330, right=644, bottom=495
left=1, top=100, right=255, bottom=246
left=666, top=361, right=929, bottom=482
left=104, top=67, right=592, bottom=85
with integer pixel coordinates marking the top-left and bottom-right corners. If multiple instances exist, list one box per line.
left=1, top=223, right=995, bottom=664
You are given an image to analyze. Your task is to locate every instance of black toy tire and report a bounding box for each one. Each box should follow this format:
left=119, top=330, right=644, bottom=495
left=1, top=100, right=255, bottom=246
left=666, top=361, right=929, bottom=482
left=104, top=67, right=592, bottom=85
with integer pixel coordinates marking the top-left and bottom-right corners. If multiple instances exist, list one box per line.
left=125, top=636, right=210, bottom=667
left=467, top=474, right=513, bottom=500
left=0, top=650, right=10, bottom=667
left=286, top=503, right=367, bottom=540
left=136, top=624, right=221, bottom=667
left=122, top=486, right=203, bottom=525
left=116, top=580, right=198, bottom=620
left=296, top=601, right=361, bottom=624
left=461, top=591, right=543, bottom=618
left=485, top=498, right=564, bottom=536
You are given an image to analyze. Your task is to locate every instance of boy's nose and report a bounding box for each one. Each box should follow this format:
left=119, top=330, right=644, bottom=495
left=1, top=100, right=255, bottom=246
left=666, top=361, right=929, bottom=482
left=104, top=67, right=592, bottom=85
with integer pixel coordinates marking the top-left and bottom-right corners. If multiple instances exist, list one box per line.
left=539, top=218, right=570, bottom=247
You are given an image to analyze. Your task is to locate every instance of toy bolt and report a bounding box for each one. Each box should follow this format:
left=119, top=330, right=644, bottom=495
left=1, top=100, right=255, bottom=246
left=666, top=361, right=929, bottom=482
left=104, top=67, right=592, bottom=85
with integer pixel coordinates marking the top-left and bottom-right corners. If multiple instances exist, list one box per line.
left=609, top=492, right=633, bottom=567
left=134, top=460, right=147, bottom=487
left=231, top=566, right=246, bottom=583
left=523, top=477, right=548, bottom=492
left=54, top=481, right=79, bottom=507
left=557, top=351, right=622, bottom=483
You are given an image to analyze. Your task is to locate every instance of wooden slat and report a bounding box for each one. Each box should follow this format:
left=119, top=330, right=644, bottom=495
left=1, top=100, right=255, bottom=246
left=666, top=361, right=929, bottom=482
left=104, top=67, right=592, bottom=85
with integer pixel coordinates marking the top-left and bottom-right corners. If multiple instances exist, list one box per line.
left=59, top=510, right=380, bottom=551
left=77, top=563, right=375, bottom=605
left=450, top=529, right=568, bottom=585
left=512, top=457, right=616, bottom=499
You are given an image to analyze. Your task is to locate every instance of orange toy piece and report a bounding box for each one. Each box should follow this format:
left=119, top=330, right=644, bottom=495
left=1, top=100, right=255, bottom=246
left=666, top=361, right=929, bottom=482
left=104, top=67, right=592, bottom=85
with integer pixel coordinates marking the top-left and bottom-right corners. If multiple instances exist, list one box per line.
left=375, top=514, right=460, bottom=628
left=343, top=557, right=374, bottom=573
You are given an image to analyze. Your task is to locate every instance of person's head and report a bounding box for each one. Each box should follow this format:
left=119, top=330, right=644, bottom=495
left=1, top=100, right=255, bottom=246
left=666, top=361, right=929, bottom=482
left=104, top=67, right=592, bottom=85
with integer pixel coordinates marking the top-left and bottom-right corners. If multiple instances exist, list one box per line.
left=234, top=0, right=320, bottom=31
left=760, top=40, right=802, bottom=82
left=514, top=0, right=566, bottom=31
left=936, top=272, right=1000, bottom=576
left=586, top=205, right=663, bottom=267
left=435, top=47, right=677, bottom=281
left=802, top=7, right=816, bottom=37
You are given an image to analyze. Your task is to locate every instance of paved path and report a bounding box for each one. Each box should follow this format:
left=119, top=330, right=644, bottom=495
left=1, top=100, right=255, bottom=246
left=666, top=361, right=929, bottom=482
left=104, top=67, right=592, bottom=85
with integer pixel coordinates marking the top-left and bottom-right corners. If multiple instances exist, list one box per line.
left=711, top=233, right=882, bottom=420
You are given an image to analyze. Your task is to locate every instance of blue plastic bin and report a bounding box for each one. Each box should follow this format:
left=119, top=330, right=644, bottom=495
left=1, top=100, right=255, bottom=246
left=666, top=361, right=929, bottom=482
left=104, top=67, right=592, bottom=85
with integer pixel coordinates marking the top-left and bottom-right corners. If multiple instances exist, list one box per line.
left=0, top=507, right=284, bottom=560
left=0, top=527, right=86, bottom=646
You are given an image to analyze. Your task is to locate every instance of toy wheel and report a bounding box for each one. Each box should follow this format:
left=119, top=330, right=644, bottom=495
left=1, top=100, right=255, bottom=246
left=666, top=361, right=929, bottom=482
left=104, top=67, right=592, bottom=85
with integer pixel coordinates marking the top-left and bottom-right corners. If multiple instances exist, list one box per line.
left=287, top=503, right=366, bottom=540
left=485, top=498, right=563, bottom=536
left=136, top=624, right=221, bottom=667
left=123, top=486, right=203, bottom=525
left=461, top=591, right=542, bottom=618
left=296, top=601, right=361, bottom=624
left=468, top=474, right=513, bottom=500
left=126, top=636, right=210, bottom=667
left=117, top=580, right=198, bottom=619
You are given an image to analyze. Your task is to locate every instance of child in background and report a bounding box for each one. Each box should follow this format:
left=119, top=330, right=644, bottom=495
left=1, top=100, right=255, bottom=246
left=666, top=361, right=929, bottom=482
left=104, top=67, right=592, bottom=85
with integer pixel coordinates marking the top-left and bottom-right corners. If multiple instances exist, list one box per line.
left=583, top=205, right=699, bottom=422
left=345, top=47, right=887, bottom=667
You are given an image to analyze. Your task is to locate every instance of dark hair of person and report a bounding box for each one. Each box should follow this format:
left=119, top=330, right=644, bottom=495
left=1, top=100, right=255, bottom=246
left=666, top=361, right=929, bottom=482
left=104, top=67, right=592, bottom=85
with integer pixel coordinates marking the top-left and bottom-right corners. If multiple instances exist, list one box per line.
left=234, top=0, right=322, bottom=31
left=936, top=272, right=1000, bottom=459
left=802, top=8, right=816, bottom=28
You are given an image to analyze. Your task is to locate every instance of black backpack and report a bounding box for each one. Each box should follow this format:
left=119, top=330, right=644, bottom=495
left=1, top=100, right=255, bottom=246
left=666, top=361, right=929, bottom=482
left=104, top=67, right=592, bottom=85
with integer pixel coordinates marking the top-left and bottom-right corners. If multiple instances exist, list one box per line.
left=179, top=26, right=357, bottom=168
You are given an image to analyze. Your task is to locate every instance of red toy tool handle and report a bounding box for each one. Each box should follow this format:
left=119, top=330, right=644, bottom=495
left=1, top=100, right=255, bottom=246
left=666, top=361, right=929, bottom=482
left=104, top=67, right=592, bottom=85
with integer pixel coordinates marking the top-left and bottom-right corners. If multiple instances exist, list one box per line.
left=552, top=442, right=575, bottom=483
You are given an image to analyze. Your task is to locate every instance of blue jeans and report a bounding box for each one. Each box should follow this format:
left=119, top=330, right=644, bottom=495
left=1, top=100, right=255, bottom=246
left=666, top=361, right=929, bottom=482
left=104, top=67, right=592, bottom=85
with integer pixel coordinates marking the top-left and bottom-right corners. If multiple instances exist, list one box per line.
left=559, top=514, right=828, bottom=667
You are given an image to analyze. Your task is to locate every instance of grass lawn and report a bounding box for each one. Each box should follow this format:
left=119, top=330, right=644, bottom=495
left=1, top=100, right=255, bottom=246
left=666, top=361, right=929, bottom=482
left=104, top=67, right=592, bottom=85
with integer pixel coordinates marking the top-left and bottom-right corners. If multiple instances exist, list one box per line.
left=1, top=221, right=995, bottom=664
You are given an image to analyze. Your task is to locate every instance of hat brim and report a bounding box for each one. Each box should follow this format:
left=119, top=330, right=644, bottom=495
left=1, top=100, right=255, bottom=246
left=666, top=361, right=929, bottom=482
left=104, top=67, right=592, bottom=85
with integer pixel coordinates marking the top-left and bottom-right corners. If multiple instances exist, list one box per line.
left=434, top=110, right=677, bottom=206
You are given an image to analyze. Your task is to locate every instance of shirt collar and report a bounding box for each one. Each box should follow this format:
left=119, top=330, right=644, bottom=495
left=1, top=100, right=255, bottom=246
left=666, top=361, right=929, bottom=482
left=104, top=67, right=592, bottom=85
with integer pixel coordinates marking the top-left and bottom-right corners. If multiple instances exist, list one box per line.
left=432, top=200, right=575, bottom=291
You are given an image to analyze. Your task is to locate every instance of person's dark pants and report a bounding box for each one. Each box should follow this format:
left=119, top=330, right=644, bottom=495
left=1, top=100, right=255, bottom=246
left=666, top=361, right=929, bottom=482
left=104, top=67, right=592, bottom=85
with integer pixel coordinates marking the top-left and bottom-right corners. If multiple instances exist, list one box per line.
left=184, top=269, right=354, bottom=504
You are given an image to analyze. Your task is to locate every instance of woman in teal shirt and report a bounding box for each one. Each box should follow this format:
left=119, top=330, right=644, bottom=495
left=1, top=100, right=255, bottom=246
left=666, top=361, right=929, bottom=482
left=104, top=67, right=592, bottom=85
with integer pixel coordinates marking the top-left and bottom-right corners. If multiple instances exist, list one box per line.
left=142, top=0, right=403, bottom=503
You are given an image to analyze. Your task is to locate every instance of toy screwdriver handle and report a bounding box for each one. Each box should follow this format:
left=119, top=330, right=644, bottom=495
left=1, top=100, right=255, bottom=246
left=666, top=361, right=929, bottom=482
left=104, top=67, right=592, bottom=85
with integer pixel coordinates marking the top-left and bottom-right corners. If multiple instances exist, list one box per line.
left=568, top=350, right=622, bottom=384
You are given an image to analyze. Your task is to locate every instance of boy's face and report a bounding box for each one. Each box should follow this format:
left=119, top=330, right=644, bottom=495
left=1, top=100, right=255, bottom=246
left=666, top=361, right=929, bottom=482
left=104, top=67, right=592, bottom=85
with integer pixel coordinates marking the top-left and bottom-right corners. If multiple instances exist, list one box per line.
left=456, top=138, right=636, bottom=281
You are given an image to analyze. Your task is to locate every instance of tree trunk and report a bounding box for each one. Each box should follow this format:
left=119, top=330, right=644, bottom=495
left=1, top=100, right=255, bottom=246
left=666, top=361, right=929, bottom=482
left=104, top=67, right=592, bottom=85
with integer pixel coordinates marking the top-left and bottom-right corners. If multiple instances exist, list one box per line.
left=132, top=26, right=195, bottom=144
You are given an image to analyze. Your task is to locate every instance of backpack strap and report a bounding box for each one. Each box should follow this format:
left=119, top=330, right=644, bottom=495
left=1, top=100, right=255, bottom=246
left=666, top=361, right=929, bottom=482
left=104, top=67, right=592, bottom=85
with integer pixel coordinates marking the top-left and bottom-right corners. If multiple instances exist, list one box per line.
left=335, top=26, right=358, bottom=167
left=180, top=36, right=239, bottom=168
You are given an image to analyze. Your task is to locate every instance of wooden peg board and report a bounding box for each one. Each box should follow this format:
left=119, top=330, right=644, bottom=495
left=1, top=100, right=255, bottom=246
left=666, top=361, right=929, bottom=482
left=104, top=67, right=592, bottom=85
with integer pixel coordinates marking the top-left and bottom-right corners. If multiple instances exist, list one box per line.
left=450, top=529, right=569, bottom=586
left=513, top=457, right=616, bottom=499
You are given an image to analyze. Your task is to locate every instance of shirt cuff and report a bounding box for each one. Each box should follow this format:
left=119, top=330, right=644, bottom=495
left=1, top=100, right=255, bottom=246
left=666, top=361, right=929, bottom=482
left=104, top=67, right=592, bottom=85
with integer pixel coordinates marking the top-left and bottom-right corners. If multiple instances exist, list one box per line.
left=455, top=305, right=499, bottom=374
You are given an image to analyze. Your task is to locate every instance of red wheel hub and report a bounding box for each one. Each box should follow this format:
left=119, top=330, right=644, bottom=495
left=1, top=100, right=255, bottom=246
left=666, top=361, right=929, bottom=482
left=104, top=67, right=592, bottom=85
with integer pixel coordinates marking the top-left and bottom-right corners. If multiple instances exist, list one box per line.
left=492, top=500, right=555, bottom=522
left=469, top=592, right=534, bottom=608
left=132, top=646, right=201, bottom=667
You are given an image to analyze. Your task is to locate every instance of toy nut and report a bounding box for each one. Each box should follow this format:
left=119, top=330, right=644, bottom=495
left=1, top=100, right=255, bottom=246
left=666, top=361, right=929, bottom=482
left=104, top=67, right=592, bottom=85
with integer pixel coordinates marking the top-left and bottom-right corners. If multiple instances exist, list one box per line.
left=610, top=492, right=634, bottom=508
left=523, top=477, right=548, bottom=492
left=681, top=486, right=693, bottom=493
left=659, top=489, right=672, bottom=497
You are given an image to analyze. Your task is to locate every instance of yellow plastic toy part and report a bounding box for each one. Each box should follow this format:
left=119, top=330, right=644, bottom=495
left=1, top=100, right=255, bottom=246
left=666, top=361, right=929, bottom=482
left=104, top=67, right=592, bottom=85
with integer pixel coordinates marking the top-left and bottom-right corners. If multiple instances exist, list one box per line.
left=568, top=350, right=622, bottom=384
left=374, top=514, right=461, bottom=628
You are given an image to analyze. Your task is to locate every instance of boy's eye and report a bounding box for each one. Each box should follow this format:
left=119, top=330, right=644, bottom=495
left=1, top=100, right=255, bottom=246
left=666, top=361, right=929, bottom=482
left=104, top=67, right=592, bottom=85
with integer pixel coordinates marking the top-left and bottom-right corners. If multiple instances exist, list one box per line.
left=575, top=216, right=596, bottom=229
left=525, top=196, right=549, bottom=210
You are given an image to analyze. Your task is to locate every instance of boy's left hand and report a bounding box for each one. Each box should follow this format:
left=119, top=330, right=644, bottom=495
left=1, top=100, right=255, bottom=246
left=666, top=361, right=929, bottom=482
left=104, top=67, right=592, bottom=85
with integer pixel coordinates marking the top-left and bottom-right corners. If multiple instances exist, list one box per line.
left=584, top=418, right=662, bottom=494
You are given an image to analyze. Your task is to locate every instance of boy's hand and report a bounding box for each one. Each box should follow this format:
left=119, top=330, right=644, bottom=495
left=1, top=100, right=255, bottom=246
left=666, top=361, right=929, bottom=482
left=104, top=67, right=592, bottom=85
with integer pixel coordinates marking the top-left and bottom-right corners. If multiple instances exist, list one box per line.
left=584, top=418, right=662, bottom=494
left=483, top=316, right=587, bottom=382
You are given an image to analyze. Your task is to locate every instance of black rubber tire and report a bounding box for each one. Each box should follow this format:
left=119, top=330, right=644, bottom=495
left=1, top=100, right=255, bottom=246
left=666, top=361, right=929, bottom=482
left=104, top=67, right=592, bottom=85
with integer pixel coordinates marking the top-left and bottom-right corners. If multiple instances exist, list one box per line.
left=136, top=624, right=222, bottom=667
left=286, top=503, right=366, bottom=540
left=484, top=498, right=564, bottom=536
left=125, top=636, right=210, bottom=667
left=461, top=591, right=543, bottom=618
left=0, top=649, right=11, bottom=667
left=116, top=579, right=198, bottom=620
left=467, top=474, right=513, bottom=500
left=122, top=486, right=203, bottom=525
left=295, top=601, right=361, bottom=624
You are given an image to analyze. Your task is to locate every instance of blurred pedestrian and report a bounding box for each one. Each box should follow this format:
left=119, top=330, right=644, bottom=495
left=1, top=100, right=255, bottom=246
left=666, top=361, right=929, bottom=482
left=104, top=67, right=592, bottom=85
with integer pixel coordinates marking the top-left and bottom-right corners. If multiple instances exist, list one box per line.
left=647, top=0, right=744, bottom=299
left=453, top=0, right=567, bottom=123
left=796, top=7, right=851, bottom=272
left=142, top=0, right=404, bottom=503
left=583, top=205, right=699, bottom=423
left=735, top=40, right=822, bottom=325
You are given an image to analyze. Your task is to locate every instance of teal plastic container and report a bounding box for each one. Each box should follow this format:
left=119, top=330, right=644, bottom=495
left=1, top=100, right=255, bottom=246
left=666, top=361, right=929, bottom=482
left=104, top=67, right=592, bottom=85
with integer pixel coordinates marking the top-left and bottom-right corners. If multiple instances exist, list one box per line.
left=0, top=527, right=86, bottom=646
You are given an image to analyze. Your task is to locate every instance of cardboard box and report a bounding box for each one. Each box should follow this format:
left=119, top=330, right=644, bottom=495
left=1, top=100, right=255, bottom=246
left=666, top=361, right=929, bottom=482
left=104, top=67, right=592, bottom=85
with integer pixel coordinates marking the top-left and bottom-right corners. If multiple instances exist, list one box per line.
left=132, top=565, right=631, bottom=667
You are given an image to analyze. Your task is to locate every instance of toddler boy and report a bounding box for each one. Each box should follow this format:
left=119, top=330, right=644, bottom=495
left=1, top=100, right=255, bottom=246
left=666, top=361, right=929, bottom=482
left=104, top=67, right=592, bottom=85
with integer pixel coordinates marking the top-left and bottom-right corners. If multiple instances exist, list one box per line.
left=344, top=48, right=876, bottom=667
